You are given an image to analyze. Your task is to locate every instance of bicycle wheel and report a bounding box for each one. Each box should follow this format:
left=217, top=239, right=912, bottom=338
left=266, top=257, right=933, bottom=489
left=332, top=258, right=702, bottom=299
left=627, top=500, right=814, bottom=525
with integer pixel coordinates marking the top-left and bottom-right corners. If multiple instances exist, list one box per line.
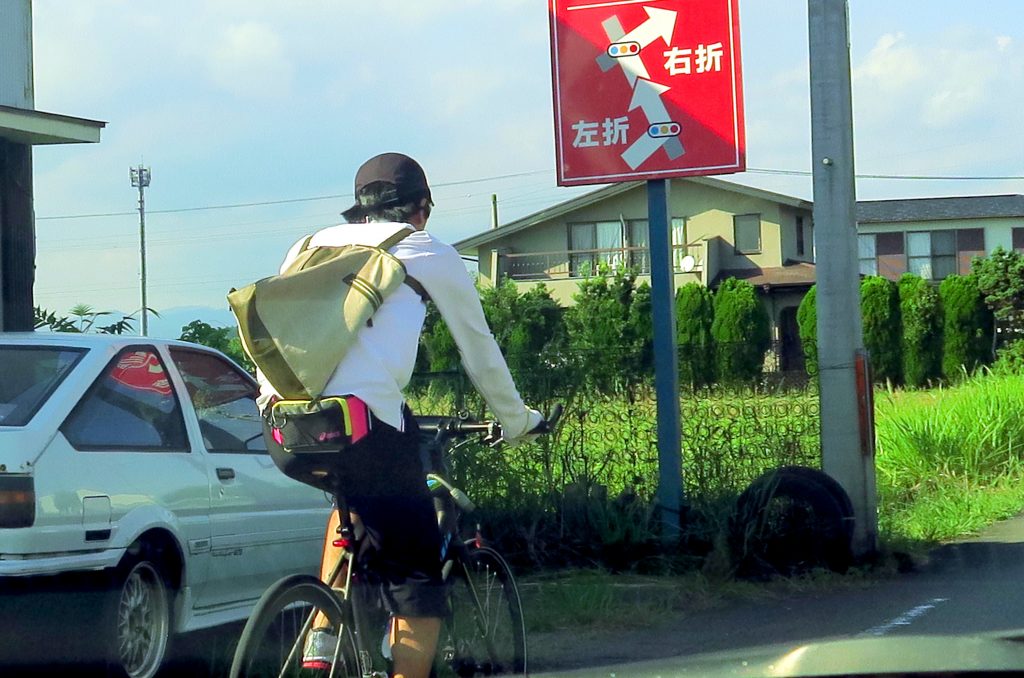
left=439, top=545, right=526, bottom=677
left=229, top=574, right=360, bottom=678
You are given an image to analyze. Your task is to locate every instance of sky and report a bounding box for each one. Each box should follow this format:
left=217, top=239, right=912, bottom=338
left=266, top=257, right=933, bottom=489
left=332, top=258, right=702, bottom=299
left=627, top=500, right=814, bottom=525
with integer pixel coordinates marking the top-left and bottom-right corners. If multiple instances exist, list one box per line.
left=26, top=0, right=1024, bottom=338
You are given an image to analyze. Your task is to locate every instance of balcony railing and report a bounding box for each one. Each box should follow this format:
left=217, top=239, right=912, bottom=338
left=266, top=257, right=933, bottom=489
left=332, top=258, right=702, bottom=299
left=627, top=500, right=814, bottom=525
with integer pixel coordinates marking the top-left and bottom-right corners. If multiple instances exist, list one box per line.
left=502, top=243, right=704, bottom=281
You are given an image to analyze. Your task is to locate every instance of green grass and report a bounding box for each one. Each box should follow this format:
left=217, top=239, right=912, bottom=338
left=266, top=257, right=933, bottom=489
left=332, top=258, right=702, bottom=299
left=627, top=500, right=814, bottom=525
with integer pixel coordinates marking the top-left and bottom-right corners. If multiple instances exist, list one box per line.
left=412, top=371, right=1024, bottom=568
left=875, top=372, right=1024, bottom=542
left=520, top=565, right=888, bottom=633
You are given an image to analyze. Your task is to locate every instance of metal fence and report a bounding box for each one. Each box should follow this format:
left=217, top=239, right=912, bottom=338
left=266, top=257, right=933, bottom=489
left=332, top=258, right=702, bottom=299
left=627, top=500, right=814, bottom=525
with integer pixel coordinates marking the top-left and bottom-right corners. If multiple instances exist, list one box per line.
left=406, top=360, right=820, bottom=504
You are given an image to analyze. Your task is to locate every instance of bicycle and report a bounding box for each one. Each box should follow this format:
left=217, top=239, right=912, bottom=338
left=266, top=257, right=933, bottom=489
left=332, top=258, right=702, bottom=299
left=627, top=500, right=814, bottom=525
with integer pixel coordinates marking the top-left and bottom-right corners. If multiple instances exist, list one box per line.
left=228, top=406, right=561, bottom=678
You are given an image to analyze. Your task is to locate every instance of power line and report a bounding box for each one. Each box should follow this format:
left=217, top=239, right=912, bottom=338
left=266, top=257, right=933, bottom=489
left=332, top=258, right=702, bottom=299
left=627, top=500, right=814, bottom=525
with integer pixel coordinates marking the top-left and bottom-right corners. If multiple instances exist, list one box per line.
left=36, top=169, right=554, bottom=221
left=746, top=167, right=1024, bottom=181
left=34, top=167, right=1022, bottom=223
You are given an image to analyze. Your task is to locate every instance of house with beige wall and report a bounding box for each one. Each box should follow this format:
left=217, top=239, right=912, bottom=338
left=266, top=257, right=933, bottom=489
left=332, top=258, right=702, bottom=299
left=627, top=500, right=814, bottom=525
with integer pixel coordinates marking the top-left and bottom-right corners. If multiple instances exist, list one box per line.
left=454, top=176, right=816, bottom=371
left=455, top=182, right=1024, bottom=373
left=856, top=195, right=1024, bottom=281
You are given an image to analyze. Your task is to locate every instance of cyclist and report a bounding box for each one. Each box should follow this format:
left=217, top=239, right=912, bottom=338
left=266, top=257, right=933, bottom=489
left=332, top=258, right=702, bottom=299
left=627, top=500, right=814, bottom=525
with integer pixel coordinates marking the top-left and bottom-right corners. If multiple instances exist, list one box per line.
left=256, top=152, right=544, bottom=678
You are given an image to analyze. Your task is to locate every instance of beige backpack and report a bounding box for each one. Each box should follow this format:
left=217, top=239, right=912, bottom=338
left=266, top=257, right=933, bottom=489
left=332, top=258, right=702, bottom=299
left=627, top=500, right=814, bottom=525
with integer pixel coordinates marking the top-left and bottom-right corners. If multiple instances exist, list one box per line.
left=228, top=227, right=427, bottom=399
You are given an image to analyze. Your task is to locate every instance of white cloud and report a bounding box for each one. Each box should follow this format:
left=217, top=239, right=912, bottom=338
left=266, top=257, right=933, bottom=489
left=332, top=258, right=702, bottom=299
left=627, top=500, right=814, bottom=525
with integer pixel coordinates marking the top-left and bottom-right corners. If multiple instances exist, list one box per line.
left=853, top=29, right=1017, bottom=142
left=853, top=33, right=925, bottom=92
left=997, top=36, right=1013, bottom=52
left=207, top=22, right=293, bottom=98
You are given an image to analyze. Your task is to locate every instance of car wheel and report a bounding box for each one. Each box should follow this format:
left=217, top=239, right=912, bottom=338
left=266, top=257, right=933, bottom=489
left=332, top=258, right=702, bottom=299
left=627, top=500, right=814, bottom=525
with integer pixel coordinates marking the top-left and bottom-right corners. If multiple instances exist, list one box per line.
left=107, top=555, right=172, bottom=678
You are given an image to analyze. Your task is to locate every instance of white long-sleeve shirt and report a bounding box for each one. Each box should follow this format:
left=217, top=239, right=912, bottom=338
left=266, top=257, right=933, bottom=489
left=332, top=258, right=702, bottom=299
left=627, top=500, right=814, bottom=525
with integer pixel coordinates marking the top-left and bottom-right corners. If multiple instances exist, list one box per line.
left=256, top=221, right=539, bottom=438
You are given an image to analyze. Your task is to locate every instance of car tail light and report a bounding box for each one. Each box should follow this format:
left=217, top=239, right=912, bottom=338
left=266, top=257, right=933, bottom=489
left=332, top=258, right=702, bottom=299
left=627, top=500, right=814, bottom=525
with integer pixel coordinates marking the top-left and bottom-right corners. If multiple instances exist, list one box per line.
left=0, top=475, right=35, bottom=528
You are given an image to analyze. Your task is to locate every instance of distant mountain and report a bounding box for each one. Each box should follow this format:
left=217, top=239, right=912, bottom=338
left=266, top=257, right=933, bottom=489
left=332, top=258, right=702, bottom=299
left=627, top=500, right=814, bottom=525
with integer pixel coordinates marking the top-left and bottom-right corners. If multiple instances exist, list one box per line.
left=148, top=306, right=236, bottom=340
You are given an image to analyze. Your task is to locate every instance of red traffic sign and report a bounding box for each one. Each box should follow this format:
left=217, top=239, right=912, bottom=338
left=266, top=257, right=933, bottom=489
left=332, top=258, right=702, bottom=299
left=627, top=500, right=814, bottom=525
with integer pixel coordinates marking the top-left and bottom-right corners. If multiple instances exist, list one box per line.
left=549, top=0, right=745, bottom=186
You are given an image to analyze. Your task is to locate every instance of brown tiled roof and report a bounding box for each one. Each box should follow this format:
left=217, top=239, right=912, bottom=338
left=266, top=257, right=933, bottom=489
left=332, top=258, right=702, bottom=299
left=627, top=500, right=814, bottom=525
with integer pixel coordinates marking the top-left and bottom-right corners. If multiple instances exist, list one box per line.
left=712, top=262, right=816, bottom=289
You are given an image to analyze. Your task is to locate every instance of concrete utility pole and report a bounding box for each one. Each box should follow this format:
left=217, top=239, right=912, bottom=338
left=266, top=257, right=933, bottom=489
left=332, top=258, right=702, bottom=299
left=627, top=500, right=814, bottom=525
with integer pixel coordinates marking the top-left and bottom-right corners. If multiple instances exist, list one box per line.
left=808, top=0, right=878, bottom=556
left=130, top=165, right=151, bottom=336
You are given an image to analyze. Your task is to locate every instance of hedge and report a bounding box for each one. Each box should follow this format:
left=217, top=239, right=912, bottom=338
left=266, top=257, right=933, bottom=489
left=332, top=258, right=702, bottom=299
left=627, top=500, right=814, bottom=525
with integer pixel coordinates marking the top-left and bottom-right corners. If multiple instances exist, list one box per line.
left=711, top=277, right=770, bottom=382
left=898, top=274, right=943, bottom=388
left=861, top=276, right=902, bottom=384
left=675, top=282, right=715, bottom=387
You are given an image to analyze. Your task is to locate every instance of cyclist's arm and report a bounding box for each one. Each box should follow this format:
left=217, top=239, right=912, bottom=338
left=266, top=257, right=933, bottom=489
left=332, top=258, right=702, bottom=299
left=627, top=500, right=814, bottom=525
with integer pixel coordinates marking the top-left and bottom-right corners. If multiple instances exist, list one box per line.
left=409, top=241, right=540, bottom=439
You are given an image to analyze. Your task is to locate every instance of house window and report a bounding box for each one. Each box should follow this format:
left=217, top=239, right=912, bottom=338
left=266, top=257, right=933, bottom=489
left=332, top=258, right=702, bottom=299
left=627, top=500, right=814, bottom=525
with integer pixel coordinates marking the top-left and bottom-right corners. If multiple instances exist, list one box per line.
left=627, top=219, right=650, bottom=272
left=956, top=228, right=985, bottom=274
left=734, top=214, right=761, bottom=254
left=1013, top=227, right=1024, bottom=253
left=569, top=221, right=623, bottom=276
left=860, top=232, right=908, bottom=279
left=672, top=218, right=689, bottom=270
left=861, top=230, right=984, bottom=281
left=796, top=216, right=805, bottom=257
left=858, top=234, right=877, bottom=276
left=876, top=232, right=906, bottom=279
left=908, top=231, right=957, bottom=280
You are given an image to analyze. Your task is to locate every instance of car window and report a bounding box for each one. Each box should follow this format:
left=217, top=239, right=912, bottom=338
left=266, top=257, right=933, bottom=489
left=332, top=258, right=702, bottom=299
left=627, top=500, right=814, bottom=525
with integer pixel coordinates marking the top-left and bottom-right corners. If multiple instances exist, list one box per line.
left=0, top=346, right=87, bottom=427
left=170, top=348, right=266, bottom=454
left=61, top=347, right=189, bottom=452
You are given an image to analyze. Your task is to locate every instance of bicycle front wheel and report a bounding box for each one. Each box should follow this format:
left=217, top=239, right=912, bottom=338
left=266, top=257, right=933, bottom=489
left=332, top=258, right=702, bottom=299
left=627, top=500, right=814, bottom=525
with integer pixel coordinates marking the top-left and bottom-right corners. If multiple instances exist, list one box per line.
left=229, top=574, right=360, bottom=678
left=441, top=545, right=527, bottom=677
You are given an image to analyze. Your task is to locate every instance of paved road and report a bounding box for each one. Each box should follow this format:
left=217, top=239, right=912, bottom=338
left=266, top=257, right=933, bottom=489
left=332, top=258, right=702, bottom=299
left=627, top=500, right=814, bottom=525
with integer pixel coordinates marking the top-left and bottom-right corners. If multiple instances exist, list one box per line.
left=531, top=514, right=1024, bottom=673
left=5, top=516, right=1024, bottom=675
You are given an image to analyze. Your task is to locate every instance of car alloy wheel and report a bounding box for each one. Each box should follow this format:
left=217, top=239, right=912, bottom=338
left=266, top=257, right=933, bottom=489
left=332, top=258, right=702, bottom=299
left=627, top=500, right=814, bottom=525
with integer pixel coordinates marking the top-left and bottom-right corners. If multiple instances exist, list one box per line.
left=115, top=559, right=171, bottom=678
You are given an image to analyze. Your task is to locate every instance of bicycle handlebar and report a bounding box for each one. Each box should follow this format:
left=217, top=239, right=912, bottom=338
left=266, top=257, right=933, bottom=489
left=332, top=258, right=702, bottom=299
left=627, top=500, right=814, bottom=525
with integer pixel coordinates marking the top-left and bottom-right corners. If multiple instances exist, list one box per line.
left=416, top=403, right=563, bottom=442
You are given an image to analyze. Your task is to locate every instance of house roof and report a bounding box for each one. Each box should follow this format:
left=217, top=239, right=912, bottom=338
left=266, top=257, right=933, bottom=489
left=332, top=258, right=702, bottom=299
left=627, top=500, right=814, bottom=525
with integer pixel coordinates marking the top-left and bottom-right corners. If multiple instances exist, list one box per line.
left=856, top=195, right=1024, bottom=224
left=712, top=262, right=817, bottom=289
left=0, top=105, right=106, bottom=145
left=454, top=176, right=813, bottom=252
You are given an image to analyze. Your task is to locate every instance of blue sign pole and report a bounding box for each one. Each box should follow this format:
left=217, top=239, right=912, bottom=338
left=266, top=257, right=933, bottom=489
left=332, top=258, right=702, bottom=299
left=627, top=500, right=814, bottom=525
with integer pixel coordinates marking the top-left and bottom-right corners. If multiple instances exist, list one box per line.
left=647, top=178, right=683, bottom=542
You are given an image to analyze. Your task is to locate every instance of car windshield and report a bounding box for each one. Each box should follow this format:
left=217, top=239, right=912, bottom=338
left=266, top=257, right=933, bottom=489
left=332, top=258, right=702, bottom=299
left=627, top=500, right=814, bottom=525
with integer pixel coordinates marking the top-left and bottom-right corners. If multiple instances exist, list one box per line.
left=0, top=346, right=86, bottom=427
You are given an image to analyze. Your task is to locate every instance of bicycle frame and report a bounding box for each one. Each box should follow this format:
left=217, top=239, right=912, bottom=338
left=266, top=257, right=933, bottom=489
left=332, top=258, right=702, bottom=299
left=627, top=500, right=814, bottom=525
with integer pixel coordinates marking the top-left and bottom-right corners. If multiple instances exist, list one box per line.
left=307, top=428, right=504, bottom=678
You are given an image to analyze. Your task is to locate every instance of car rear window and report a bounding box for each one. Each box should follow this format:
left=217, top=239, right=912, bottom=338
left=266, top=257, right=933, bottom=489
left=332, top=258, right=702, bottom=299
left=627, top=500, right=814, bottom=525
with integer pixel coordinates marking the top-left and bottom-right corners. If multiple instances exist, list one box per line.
left=0, top=345, right=87, bottom=427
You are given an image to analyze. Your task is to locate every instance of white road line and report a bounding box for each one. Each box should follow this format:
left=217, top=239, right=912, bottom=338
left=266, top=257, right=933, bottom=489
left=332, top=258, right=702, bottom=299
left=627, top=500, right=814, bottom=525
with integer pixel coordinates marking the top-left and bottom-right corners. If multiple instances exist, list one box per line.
left=860, top=598, right=950, bottom=637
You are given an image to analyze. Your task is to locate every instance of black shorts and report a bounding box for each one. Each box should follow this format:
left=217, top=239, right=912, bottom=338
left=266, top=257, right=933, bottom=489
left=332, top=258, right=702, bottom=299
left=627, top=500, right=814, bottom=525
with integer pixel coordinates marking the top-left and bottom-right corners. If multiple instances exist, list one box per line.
left=264, top=407, right=445, bottom=618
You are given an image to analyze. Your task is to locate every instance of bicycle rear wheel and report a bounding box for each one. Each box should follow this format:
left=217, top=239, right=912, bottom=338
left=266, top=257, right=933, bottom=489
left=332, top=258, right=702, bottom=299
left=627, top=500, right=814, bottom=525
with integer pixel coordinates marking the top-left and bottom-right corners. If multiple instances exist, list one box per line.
left=229, top=574, right=360, bottom=678
left=439, top=545, right=526, bottom=677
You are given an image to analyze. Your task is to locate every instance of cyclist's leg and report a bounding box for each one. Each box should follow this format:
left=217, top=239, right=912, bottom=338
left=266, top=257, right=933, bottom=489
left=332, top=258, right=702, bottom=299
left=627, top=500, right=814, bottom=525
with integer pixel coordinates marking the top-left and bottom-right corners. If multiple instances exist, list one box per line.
left=391, top=616, right=441, bottom=678
left=345, top=409, right=446, bottom=678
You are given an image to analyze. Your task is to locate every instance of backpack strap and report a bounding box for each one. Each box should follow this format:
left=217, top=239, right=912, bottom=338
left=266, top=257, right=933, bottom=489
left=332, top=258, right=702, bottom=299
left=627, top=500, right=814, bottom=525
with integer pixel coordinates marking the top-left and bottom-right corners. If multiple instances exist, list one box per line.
left=377, top=227, right=414, bottom=251
left=377, top=227, right=431, bottom=304
left=404, top=275, right=430, bottom=303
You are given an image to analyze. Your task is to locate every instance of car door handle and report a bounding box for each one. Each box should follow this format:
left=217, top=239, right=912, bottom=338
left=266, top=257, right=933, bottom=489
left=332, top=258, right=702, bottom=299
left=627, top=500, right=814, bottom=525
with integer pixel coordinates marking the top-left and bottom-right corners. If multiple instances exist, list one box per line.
left=216, top=467, right=236, bottom=481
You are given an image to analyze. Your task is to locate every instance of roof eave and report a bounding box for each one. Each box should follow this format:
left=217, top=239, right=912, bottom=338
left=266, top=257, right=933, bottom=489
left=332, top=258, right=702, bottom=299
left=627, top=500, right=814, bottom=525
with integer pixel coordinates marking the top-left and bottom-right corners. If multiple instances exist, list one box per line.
left=0, top=105, right=106, bottom=145
left=454, top=182, right=642, bottom=251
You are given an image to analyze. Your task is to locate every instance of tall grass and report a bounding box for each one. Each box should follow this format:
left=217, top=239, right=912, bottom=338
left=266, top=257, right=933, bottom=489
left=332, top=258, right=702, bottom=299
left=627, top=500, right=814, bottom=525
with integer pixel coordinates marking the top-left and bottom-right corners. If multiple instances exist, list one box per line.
left=875, top=372, right=1024, bottom=541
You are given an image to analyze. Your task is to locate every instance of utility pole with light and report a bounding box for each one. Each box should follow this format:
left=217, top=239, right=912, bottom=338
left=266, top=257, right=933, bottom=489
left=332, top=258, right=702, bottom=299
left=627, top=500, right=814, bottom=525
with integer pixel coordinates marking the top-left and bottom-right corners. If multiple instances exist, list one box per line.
left=129, top=165, right=151, bottom=336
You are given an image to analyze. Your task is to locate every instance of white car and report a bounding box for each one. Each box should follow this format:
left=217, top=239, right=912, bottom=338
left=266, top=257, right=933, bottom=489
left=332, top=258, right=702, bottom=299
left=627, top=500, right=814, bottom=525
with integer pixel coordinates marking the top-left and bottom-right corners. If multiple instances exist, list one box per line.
left=0, top=332, right=332, bottom=677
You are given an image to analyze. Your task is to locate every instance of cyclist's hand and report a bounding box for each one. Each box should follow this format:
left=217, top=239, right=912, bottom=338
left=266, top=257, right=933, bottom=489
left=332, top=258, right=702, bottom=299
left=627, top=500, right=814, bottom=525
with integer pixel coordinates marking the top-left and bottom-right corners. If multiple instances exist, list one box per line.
left=504, top=408, right=545, bottom=448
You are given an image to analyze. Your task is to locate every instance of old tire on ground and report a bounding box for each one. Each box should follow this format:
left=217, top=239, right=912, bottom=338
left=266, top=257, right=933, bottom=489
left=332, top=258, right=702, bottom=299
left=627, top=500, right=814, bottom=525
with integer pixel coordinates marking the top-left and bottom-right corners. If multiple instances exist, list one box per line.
left=728, top=466, right=853, bottom=578
left=105, top=552, right=173, bottom=678
left=774, top=465, right=855, bottom=542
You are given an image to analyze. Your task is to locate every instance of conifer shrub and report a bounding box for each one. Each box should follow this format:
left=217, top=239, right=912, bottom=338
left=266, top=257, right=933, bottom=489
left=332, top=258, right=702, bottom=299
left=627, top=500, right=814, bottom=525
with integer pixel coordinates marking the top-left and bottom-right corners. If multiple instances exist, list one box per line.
left=861, top=276, right=902, bottom=384
left=711, top=277, right=770, bottom=382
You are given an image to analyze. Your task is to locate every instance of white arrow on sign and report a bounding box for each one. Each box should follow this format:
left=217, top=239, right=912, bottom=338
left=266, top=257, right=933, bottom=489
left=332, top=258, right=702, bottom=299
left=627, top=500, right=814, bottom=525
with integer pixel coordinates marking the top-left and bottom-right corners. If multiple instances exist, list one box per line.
left=597, top=6, right=678, bottom=87
left=622, top=133, right=668, bottom=170
left=620, top=77, right=686, bottom=168
left=629, top=77, right=671, bottom=122
left=621, top=6, right=677, bottom=49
